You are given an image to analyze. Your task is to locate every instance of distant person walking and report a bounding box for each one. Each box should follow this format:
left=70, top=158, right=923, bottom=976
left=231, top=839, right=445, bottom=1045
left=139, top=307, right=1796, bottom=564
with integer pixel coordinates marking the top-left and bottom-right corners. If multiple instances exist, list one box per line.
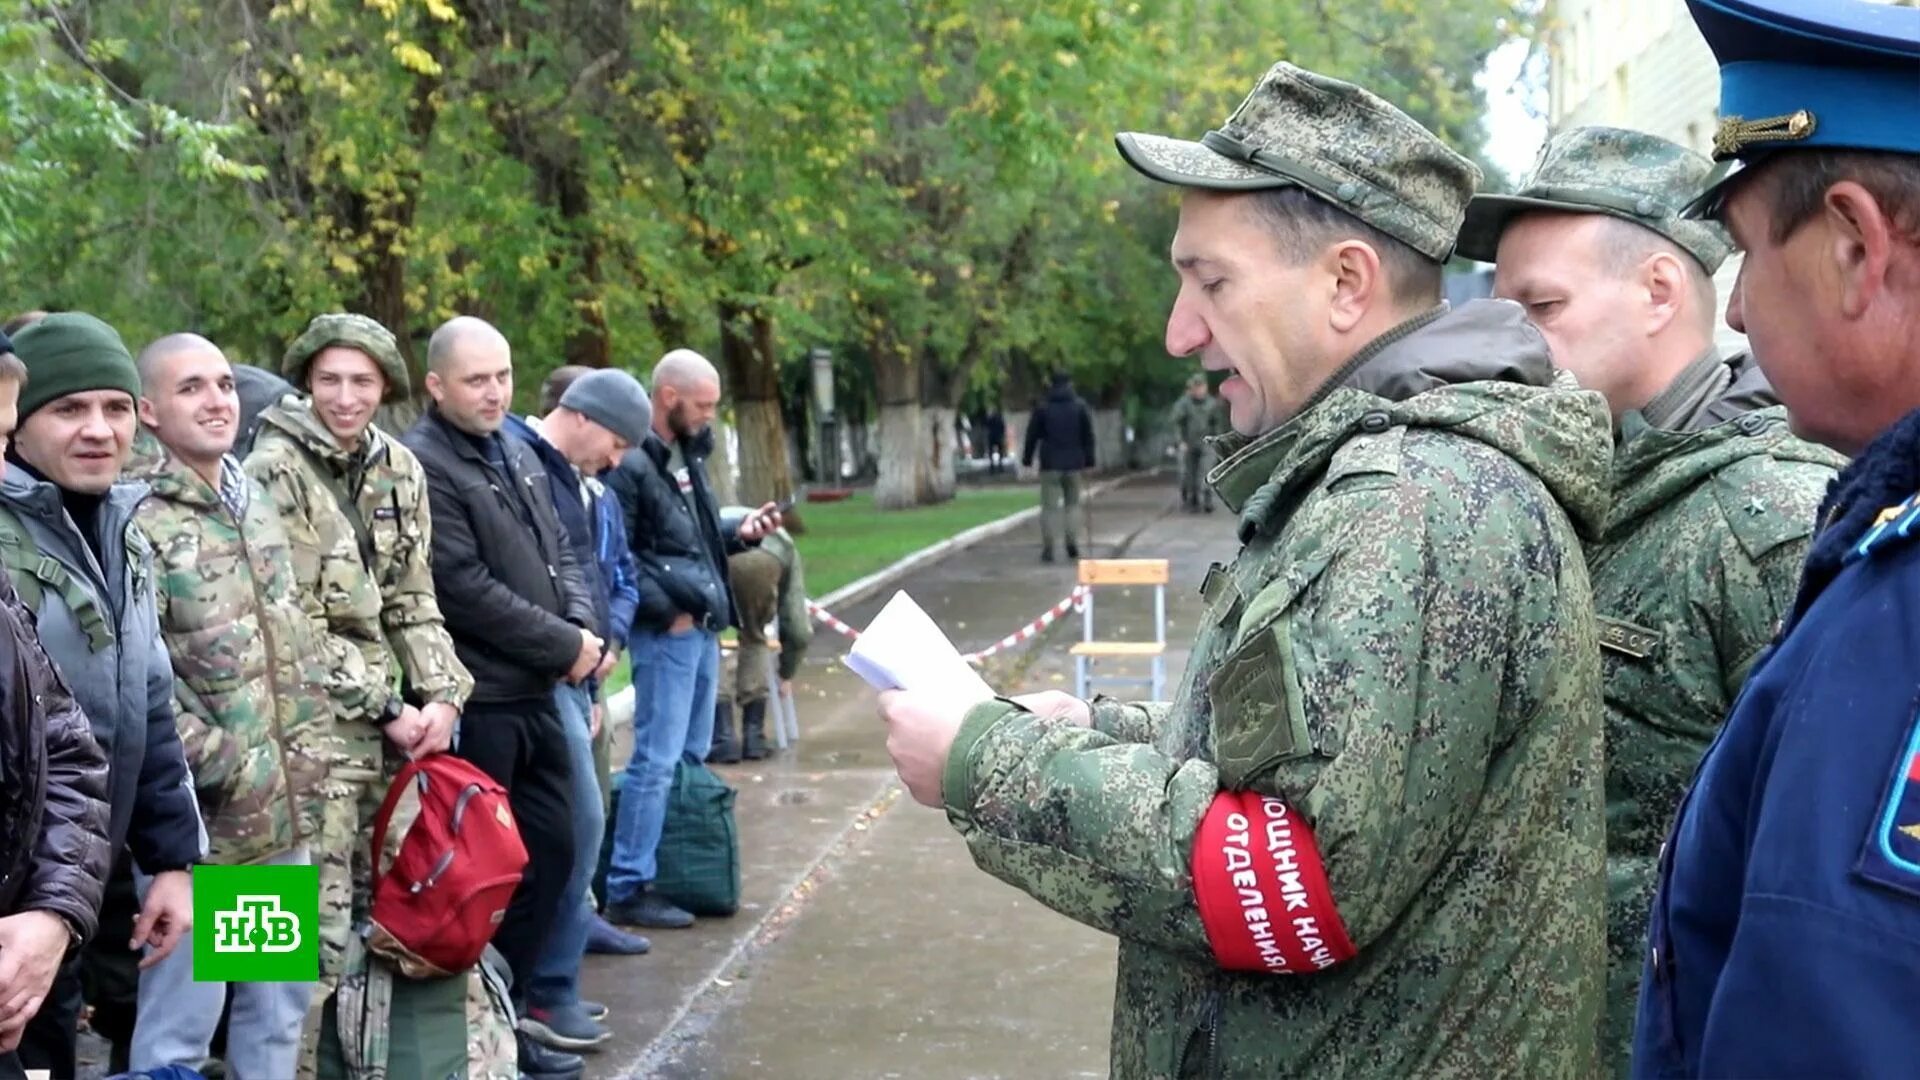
left=1168, top=373, right=1225, bottom=513
left=1022, top=372, right=1095, bottom=563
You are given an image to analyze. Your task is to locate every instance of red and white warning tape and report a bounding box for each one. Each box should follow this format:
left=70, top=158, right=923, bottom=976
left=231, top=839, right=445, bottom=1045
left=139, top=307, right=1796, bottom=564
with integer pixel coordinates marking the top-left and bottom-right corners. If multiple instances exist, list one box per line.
left=808, top=585, right=1089, bottom=664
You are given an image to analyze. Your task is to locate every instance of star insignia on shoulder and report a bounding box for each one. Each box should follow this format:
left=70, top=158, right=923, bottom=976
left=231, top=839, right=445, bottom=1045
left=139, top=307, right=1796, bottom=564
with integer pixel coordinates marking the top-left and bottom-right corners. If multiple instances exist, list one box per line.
left=1744, top=497, right=1767, bottom=517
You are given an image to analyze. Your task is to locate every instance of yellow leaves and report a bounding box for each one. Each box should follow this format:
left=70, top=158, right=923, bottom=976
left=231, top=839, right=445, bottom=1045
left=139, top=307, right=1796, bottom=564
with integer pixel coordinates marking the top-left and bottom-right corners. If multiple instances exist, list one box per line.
left=330, top=252, right=358, bottom=275
left=421, top=0, right=460, bottom=22
left=364, top=0, right=399, bottom=16
left=1054, top=50, right=1078, bottom=68
left=393, top=41, right=442, bottom=76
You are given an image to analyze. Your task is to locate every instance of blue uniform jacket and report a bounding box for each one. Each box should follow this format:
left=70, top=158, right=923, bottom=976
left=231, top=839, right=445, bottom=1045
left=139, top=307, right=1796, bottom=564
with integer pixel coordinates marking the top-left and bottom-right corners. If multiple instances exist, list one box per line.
left=1634, top=408, right=1920, bottom=1078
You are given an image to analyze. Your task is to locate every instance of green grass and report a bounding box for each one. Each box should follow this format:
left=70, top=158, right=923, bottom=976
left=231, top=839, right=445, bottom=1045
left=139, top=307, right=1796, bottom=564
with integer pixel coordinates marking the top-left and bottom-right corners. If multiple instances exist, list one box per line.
left=601, top=485, right=1036, bottom=696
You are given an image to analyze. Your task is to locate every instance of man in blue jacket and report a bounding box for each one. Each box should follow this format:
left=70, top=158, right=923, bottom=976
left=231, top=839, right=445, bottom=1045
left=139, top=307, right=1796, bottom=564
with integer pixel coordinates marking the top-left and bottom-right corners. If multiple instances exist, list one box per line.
left=506, top=366, right=652, bottom=1051
left=1633, top=1, right=1920, bottom=1076
left=1022, top=371, right=1096, bottom=563
left=602, top=349, right=780, bottom=930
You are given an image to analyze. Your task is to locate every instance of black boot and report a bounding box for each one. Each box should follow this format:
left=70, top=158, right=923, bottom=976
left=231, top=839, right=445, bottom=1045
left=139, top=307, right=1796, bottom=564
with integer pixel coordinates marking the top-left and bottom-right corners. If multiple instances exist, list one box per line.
left=741, top=700, right=769, bottom=761
left=707, top=701, right=740, bottom=765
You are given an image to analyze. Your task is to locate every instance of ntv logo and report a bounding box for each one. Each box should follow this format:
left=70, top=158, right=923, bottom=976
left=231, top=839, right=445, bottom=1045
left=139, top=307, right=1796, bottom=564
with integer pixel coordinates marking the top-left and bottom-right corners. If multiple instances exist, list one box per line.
left=193, top=864, right=319, bottom=982
left=212, top=895, right=302, bottom=954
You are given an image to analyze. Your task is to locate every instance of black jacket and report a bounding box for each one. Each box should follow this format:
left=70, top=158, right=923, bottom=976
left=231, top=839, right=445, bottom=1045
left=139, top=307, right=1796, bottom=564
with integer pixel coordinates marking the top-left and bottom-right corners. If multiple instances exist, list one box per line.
left=403, top=408, right=595, bottom=704
left=605, top=428, right=744, bottom=635
left=1023, top=383, right=1097, bottom=472
left=0, top=574, right=112, bottom=940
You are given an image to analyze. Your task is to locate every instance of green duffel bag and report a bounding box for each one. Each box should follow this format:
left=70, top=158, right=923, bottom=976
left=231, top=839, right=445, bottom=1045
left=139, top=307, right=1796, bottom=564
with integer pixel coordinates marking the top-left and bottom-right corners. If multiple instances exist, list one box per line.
left=654, top=757, right=741, bottom=917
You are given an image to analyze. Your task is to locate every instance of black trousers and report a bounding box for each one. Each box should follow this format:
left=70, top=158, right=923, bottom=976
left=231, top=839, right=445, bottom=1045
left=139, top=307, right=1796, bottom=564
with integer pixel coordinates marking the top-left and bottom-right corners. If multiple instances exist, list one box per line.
left=454, top=696, right=577, bottom=999
left=13, top=852, right=140, bottom=1078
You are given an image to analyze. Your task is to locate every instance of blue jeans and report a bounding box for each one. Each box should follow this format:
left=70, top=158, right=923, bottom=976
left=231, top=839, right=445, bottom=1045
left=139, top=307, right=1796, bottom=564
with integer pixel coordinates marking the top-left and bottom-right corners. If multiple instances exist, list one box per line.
left=608, top=626, right=718, bottom=900
left=525, top=683, right=602, bottom=1009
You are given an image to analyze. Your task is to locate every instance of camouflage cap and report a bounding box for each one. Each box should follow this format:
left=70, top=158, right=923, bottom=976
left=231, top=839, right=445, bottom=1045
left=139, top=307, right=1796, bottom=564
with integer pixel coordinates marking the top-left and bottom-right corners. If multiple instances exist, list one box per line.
left=1115, top=62, right=1481, bottom=262
left=281, top=312, right=411, bottom=402
left=1456, top=126, right=1734, bottom=271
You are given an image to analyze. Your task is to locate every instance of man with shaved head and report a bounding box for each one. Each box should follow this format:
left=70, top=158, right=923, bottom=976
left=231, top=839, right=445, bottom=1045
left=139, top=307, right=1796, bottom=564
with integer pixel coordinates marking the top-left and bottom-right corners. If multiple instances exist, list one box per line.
left=603, top=349, right=781, bottom=930
left=403, top=315, right=602, bottom=1079
left=126, top=332, right=331, bottom=1079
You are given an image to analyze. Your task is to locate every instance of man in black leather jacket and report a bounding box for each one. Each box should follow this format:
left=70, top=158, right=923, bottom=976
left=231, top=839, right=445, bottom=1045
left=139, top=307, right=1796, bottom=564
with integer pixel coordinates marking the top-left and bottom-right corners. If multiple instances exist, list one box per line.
left=403, top=316, right=602, bottom=1080
left=602, top=349, right=779, bottom=930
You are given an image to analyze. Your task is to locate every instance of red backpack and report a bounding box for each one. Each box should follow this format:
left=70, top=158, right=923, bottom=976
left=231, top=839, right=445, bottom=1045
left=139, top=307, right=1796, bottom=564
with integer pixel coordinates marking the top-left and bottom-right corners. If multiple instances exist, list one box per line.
left=366, top=753, right=529, bottom=978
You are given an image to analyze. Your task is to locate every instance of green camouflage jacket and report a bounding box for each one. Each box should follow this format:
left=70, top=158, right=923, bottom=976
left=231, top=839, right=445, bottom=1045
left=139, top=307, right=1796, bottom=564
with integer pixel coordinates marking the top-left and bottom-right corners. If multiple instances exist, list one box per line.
left=1169, top=395, right=1227, bottom=446
left=245, top=398, right=471, bottom=778
left=1587, top=352, right=1843, bottom=1075
left=131, top=438, right=332, bottom=864
left=944, top=303, right=1612, bottom=1078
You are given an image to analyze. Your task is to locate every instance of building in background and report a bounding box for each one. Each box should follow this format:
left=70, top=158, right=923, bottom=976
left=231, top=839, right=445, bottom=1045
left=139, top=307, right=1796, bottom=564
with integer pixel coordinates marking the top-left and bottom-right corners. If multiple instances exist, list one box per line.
left=1543, top=0, right=1745, bottom=352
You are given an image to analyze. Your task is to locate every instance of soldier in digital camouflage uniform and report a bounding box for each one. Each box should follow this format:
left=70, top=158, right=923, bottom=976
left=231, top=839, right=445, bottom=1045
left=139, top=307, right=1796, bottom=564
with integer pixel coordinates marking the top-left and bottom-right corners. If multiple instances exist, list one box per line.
left=1168, top=374, right=1226, bottom=513
left=126, top=334, right=336, bottom=1079
left=710, top=508, right=813, bottom=763
left=241, top=313, right=493, bottom=1077
left=877, top=62, right=1613, bottom=1078
left=1456, top=125, right=1846, bottom=1077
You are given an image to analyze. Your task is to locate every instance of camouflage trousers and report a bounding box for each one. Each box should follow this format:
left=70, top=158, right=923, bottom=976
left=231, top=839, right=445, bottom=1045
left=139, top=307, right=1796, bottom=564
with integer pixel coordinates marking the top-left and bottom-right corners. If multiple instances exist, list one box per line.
left=1180, top=445, right=1214, bottom=510
left=716, top=639, right=773, bottom=707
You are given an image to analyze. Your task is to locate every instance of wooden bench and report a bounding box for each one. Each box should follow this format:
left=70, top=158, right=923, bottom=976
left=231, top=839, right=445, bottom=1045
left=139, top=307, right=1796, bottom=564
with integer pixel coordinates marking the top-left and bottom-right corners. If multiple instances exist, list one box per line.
left=1074, top=558, right=1170, bottom=701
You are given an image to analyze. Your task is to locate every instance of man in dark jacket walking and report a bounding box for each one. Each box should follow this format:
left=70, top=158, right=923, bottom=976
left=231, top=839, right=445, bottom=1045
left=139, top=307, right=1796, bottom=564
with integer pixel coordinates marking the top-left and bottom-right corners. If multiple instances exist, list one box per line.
left=1022, top=372, right=1096, bottom=562
left=403, top=316, right=602, bottom=1080
left=1, top=313, right=206, bottom=1079
left=0, top=334, right=114, bottom=1077
left=602, top=349, right=780, bottom=930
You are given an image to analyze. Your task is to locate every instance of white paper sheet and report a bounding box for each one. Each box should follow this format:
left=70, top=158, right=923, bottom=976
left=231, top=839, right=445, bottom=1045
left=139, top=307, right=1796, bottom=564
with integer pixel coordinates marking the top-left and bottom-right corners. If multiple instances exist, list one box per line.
left=845, top=590, right=995, bottom=704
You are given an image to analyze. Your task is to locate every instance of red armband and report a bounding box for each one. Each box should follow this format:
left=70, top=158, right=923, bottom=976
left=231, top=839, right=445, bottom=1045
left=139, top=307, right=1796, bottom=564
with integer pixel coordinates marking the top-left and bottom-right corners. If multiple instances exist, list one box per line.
left=1190, top=789, right=1356, bottom=974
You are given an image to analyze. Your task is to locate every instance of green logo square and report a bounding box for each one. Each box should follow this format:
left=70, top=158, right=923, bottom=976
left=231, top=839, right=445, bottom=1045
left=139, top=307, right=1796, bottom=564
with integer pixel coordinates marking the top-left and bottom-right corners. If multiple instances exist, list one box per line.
left=191, top=863, right=319, bottom=982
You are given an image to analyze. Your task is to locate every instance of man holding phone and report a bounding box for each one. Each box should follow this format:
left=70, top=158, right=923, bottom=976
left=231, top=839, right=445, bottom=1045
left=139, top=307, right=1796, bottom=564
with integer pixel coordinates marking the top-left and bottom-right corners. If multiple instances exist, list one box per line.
left=604, top=349, right=780, bottom=930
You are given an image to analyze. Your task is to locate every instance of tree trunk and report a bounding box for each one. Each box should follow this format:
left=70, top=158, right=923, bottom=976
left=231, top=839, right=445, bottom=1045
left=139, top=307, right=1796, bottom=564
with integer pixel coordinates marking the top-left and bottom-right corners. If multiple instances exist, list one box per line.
left=1092, top=407, right=1127, bottom=473
left=875, top=402, right=931, bottom=509
left=717, top=298, right=792, bottom=506
left=706, top=419, right=739, bottom=506
left=925, top=405, right=957, bottom=502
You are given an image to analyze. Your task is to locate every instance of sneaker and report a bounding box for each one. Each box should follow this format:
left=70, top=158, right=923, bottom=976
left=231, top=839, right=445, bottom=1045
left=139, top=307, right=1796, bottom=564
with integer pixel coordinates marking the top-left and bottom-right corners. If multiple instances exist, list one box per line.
left=519, top=1003, right=611, bottom=1052
left=605, top=889, right=696, bottom=930
left=585, top=913, right=652, bottom=955
left=581, top=1000, right=609, bottom=1022
left=516, top=1033, right=585, bottom=1078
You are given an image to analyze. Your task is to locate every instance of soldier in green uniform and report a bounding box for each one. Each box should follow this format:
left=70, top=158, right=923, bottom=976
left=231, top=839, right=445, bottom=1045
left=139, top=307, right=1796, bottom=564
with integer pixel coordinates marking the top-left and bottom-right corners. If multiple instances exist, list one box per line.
left=128, top=333, right=335, bottom=1079
left=1456, top=125, right=1846, bottom=1077
left=710, top=508, right=813, bottom=763
left=242, top=314, right=496, bottom=1078
left=1168, top=374, right=1226, bottom=513
left=877, top=62, right=1612, bottom=1078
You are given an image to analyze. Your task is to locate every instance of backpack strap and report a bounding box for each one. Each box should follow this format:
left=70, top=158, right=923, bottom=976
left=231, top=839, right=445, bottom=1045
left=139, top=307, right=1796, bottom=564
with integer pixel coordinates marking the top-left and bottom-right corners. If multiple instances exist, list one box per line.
left=0, top=507, right=115, bottom=652
left=313, top=462, right=377, bottom=572
left=368, top=757, right=429, bottom=888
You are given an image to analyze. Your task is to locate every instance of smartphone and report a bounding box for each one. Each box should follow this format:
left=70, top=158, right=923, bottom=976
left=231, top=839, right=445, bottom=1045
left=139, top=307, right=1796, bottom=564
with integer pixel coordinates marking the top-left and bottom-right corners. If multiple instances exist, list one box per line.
left=773, top=496, right=797, bottom=515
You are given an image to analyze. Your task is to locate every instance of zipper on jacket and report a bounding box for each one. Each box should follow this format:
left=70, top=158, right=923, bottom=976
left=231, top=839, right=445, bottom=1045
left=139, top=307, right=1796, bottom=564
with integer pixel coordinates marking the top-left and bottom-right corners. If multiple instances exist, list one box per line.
left=231, top=504, right=305, bottom=848
left=1204, top=988, right=1222, bottom=1079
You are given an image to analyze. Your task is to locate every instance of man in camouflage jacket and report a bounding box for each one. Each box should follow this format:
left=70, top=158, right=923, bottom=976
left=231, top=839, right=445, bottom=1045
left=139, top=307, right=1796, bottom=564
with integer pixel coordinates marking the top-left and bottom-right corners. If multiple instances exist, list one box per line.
left=1457, top=126, right=1846, bottom=1075
left=127, top=334, right=335, bottom=1079
left=242, top=313, right=483, bottom=1077
left=878, top=63, right=1613, bottom=1078
left=1168, top=374, right=1227, bottom=513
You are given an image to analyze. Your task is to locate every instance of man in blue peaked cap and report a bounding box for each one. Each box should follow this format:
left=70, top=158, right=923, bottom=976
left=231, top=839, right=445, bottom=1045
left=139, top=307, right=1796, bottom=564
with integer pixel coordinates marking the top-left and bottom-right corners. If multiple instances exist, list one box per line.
left=1634, top=1, right=1920, bottom=1076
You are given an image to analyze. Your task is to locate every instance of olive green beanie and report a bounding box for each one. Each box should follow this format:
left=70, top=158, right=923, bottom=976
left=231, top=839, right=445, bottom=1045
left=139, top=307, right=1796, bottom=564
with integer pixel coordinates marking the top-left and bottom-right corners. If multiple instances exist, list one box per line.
left=9, top=312, right=142, bottom=421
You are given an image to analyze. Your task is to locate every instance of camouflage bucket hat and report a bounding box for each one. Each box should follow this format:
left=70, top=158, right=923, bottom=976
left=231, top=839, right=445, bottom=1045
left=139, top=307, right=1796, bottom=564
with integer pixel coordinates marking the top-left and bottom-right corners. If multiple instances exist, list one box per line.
left=1115, top=62, right=1481, bottom=261
left=1456, top=126, right=1734, bottom=271
left=281, top=312, right=412, bottom=402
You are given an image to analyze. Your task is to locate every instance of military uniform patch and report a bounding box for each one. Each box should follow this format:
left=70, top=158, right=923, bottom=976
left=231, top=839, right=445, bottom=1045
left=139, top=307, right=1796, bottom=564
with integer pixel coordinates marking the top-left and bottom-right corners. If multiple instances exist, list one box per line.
left=1596, top=615, right=1663, bottom=659
left=1856, top=712, right=1920, bottom=900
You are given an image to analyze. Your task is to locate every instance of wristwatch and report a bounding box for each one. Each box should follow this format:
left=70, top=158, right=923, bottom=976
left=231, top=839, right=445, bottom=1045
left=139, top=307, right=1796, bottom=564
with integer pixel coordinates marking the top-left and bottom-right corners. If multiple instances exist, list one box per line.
left=375, top=695, right=404, bottom=726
